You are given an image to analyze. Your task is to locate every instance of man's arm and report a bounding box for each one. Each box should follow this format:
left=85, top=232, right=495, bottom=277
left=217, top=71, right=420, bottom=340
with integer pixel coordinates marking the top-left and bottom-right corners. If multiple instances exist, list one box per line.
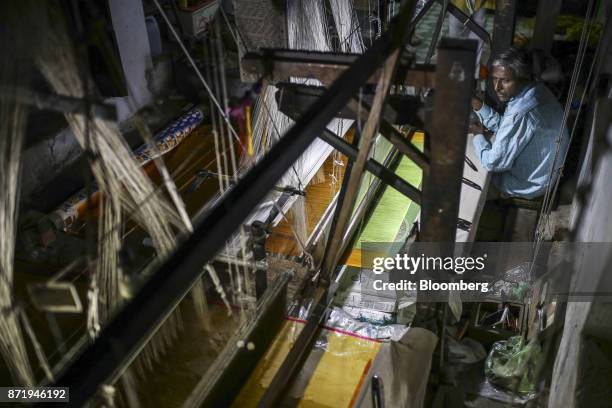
left=472, top=114, right=534, bottom=172
left=472, top=97, right=502, bottom=132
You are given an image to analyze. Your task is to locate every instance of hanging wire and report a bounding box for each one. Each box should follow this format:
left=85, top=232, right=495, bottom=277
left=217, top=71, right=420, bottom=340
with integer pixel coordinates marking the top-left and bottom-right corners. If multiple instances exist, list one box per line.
left=537, top=6, right=594, bottom=222
left=534, top=0, right=598, bottom=232
left=42, top=145, right=226, bottom=370
left=152, top=0, right=245, bottom=154
left=219, top=5, right=247, bottom=54
left=212, top=22, right=255, bottom=312
left=65, top=110, right=234, bottom=260
left=530, top=0, right=599, bottom=273
left=212, top=48, right=243, bottom=314
left=42, top=147, right=227, bottom=332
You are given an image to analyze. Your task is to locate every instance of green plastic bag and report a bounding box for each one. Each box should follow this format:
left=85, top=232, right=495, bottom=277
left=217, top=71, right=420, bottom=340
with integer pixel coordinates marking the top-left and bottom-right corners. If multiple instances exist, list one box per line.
left=484, top=336, right=541, bottom=397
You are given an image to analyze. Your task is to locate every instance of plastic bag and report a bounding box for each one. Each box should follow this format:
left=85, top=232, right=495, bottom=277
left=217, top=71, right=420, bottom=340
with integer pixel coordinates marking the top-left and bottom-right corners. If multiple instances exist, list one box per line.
left=484, top=336, right=541, bottom=397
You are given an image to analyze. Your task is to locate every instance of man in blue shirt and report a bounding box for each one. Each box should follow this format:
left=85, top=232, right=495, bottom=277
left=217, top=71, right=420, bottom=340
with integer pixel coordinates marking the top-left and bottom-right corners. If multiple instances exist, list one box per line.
left=469, top=47, right=569, bottom=200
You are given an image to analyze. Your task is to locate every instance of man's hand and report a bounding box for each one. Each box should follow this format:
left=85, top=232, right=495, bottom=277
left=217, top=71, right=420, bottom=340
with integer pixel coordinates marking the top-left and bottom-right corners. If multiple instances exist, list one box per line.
left=472, top=96, right=483, bottom=111
left=469, top=121, right=486, bottom=135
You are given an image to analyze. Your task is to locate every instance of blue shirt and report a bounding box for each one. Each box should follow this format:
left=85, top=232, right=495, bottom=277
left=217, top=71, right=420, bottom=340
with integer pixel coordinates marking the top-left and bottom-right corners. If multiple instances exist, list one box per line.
left=473, top=83, right=569, bottom=199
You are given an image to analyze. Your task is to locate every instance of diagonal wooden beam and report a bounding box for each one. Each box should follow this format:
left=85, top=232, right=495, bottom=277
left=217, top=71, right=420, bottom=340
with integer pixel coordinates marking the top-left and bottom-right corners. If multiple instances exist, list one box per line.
left=322, top=47, right=403, bottom=280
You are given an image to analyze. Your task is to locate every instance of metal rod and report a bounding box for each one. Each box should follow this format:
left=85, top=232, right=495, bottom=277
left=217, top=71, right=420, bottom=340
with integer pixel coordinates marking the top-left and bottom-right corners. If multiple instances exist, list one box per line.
left=377, top=120, right=429, bottom=170
left=462, top=177, right=482, bottom=191
left=344, top=98, right=430, bottom=170
left=214, top=254, right=267, bottom=271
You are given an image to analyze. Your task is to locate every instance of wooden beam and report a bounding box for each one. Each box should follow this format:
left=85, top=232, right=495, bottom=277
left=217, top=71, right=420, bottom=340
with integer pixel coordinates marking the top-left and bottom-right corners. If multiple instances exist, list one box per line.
left=241, top=49, right=437, bottom=87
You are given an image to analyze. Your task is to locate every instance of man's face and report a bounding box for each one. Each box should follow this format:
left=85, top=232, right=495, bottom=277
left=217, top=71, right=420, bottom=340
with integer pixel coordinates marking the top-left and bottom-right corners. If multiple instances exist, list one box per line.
left=492, top=66, right=522, bottom=102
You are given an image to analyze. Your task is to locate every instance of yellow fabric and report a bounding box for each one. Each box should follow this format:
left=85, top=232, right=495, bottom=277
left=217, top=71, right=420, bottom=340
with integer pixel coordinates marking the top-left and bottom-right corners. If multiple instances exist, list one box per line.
left=232, top=320, right=303, bottom=407
left=233, top=319, right=380, bottom=407
left=300, top=331, right=379, bottom=407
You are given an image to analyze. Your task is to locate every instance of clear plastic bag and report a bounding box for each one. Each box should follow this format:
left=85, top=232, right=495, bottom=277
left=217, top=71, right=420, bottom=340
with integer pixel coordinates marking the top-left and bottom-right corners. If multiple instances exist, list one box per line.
left=484, top=336, right=541, bottom=398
